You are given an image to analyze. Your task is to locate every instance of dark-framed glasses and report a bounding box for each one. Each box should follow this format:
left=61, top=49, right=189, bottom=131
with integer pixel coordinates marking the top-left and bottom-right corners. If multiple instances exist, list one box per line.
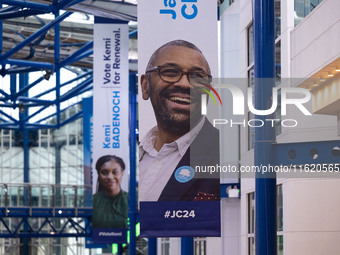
left=146, top=65, right=212, bottom=87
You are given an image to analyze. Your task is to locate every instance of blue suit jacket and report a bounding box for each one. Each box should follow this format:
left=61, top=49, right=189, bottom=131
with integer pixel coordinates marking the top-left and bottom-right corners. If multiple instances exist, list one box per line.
left=158, top=120, right=220, bottom=201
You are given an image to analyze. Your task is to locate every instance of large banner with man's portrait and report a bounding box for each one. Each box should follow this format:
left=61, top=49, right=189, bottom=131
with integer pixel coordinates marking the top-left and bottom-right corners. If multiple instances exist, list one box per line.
left=92, top=18, right=129, bottom=243
left=138, top=1, right=221, bottom=237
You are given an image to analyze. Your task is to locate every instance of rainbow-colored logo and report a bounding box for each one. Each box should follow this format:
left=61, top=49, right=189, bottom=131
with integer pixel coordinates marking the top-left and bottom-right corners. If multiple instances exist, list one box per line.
left=199, top=84, right=222, bottom=106
left=199, top=84, right=222, bottom=115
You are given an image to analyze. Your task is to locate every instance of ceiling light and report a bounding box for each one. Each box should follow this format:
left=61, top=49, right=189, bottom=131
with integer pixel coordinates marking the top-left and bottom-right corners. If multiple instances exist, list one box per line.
left=43, top=70, right=52, bottom=80
left=319, top=76, right=325, bottom=82
left=327, top=72, right=334, bottom=77
left=335, top=67, right=340, bottom=72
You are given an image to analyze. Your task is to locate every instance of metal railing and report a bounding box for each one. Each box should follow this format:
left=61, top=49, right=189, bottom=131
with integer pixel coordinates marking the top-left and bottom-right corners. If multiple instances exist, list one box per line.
left=0, top=183, right=92, bottom=209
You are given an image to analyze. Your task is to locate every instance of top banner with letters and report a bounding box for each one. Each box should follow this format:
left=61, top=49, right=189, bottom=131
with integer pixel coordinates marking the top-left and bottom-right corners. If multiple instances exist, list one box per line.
left=92, top=18, right=129, bottom=243
left=138, top=0, right=221, bottom=237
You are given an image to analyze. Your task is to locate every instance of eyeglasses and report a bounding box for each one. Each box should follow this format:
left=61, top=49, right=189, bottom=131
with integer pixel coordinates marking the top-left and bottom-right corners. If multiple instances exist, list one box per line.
left=146, top=65, right=212, bottom=87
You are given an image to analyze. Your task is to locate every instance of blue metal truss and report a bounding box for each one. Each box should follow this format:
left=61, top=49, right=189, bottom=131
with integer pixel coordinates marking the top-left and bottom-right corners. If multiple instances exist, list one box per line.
left=0, top=1, right=137, bottom=131
left=0, top=2, right=138, bottom=251
left=0, top=0, right=94, bottom=244
left=0, top=0, right=92, bottom=132
left=0, top=208, right=92, bottom=238
left=0, top=183, right=92, bottom=238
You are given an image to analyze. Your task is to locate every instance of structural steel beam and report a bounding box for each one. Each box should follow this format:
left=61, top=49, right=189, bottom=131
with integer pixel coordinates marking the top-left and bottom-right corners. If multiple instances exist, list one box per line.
left=0, top=11, right=72, bottom=62
left=33, top=71, right=92, bottom=99
left=129, top=73, right=137, bottom=255
left=0, top=211, right=91, bottom=238
left=0, top=2, right=93, bottom=131
left=6, top=59, right=54, bottom=70
left=59, top=41, right=93, bottom=68
left=15, top=76, right=44, bottom=98
left=254, top=0, right=277, bottom=255
left=1, top=0, right=54, bottom=12
left=0, top=9, right=47, bottom=20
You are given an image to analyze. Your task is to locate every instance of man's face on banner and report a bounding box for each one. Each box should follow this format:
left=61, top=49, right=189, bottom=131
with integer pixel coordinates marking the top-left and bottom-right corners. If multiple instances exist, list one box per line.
left=141, top=45, right=210, bottom=135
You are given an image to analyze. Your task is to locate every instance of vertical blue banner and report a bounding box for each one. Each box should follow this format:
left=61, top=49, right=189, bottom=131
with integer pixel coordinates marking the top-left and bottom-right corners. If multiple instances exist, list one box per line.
left=138, top=0, right=221, bottom=237
left=83, top=97, right=107, bottom=249
left=92, top=17, right=130, bottom=244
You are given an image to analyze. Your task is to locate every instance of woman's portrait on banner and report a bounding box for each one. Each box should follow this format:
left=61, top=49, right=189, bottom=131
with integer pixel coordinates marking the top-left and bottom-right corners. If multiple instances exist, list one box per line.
left=92, top=155, right=128, bottom=229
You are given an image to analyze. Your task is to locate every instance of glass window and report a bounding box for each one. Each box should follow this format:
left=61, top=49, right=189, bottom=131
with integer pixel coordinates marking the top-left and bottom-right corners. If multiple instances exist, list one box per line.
left=275, top=0, right=281, bottom=39
left=275, top=41, right=281, bottom=85
left=248, top=112, right=255, bottom=150
left=294, top=0, right=324, bottom=26
left=0, top=238, right=20, bottom=255
left=248, top=66, right=255, bottom=88
left=248, top=237, right=255, bottom=255
left=194, top=238, right=206, bottom=255
left=247, top=22, right=255, bottom=151
left=278, top=235, right=284, bottom=255
left=275, top=91, right=282, bottom=136
left=248, top=185, right=283, bottom=255
left=247, top=67, right=255, bottom=150
left=277, top=185, right=283, bottom=231
left=0, top=130, right=24, bottom=183
left=274, top=41, right=282, bottom=136
left=161, top=238, right=170, bottom=255
left=248, top=192, right=255, bottom=255
left=247, top=23, right=254, bottom=66
left=248, top=192, right=255, bottom=234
